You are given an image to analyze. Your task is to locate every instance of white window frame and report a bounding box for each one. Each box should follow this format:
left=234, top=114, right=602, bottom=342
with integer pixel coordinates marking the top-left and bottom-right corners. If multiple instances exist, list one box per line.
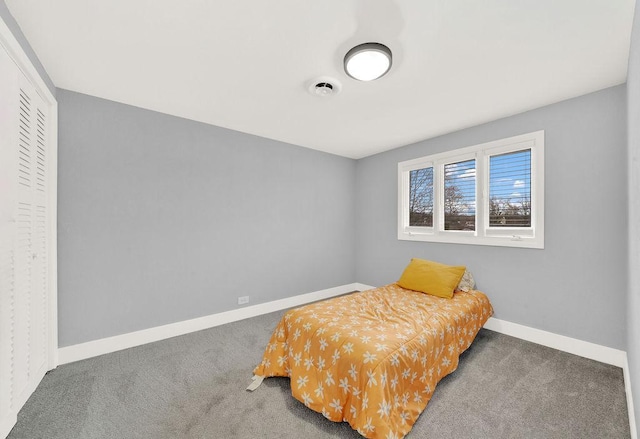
left=398, top=131, right=544, bottom=249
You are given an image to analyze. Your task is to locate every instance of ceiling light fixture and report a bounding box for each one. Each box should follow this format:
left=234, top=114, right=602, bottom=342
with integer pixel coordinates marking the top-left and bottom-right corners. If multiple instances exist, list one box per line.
left=344, top=42, right=392, bottom=81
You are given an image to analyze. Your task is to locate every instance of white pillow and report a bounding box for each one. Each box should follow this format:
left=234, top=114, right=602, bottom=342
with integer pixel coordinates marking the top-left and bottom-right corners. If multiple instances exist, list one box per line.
left=456, top=270, right=476, bottom=292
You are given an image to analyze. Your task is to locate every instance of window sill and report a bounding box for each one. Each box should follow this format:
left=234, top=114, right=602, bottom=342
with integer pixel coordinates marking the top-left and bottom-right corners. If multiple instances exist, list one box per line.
left=397, top=230, right=544, bottom=249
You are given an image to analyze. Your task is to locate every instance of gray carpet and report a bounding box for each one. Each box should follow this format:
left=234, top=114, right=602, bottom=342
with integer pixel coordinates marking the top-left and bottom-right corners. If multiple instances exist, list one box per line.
left=8, top=310, right=630, bottom=439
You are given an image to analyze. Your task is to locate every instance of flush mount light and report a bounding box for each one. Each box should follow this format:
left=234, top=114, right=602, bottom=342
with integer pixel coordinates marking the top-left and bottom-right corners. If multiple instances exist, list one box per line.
left=344, top=42, right=392, bottom=81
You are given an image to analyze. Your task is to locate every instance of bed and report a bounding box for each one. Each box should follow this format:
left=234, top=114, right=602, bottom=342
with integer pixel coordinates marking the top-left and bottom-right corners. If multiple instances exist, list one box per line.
left=252, top=274, right=492, bottom=438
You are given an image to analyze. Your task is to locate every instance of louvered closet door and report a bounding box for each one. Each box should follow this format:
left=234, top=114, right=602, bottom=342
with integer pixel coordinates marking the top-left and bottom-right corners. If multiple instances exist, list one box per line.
left=0, top=41, right=20, bottom=437
left=12, top=75, right=49, bottom=410
left=0, top=41, right=52, bottom=437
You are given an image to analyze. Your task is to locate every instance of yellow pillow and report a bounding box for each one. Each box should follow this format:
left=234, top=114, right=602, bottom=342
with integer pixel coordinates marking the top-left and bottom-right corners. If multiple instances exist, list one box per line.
left=397, top=258, right=466, bottom=299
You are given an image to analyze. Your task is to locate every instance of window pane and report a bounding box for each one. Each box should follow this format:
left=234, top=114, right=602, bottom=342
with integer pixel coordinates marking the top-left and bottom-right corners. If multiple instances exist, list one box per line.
left=444, top=159, right=475, bottom=231
left=409, top=167, right=433, bottom=226
left=489, top=149, right=531, bottom=227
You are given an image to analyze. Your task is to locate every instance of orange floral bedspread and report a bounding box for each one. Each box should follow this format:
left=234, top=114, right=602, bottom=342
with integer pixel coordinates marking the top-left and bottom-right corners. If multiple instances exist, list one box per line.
left=253, top=284, right=493, bottom=438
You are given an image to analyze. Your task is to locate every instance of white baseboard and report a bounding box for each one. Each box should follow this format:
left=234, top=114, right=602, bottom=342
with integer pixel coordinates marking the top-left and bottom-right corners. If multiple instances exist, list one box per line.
left=623, top=355, right=638, bottom=439
left=483, top=317, right=627, bottom=367
left=58, top=283, right=374, bottom=365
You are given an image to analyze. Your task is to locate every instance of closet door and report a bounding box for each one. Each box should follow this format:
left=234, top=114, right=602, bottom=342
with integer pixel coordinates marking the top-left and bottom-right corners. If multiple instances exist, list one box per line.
left=0, top=39, right=20, bottom=437
left=12, top=73, right=49, bottom=410
left=0, top=38, right=55, bottom=438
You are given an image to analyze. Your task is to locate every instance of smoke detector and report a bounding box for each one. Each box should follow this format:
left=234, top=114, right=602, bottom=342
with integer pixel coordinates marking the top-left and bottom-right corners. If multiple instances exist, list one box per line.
left=308, top=77, right=342, bottom=97
left=314, top=82, right=334, bottom=96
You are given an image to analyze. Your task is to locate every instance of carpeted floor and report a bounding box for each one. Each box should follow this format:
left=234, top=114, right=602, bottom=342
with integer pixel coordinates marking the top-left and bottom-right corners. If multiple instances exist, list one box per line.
left=8, top=309, right=630, bottom=439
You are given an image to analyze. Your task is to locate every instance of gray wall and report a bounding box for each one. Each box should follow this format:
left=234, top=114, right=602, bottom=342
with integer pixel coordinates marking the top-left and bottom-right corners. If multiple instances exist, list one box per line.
left=57, top=89, right=356, bottom=347
left=628, top=0, right=640, bottom=434
left=0, top=1, right=55, bottom=95
left=355, top=85, right=628, bottom=350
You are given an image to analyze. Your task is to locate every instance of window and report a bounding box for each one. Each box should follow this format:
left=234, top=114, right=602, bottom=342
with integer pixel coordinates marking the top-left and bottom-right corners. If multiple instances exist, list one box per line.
left=444, top=159, right=476, bottom=231
left=409, top=167, right=433, bottom=226
left=489, top=150, right=531, bottom=228
left=398, top=131, right=544, bottom=248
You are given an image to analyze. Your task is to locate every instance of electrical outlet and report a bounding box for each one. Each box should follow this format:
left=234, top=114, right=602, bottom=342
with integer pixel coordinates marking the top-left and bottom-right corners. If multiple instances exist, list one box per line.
left=238, top=296, right=250, bottom=305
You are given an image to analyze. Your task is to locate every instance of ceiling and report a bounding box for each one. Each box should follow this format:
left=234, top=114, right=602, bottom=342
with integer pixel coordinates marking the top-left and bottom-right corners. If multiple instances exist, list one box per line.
left=6, top=0, right=636, bottom=159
